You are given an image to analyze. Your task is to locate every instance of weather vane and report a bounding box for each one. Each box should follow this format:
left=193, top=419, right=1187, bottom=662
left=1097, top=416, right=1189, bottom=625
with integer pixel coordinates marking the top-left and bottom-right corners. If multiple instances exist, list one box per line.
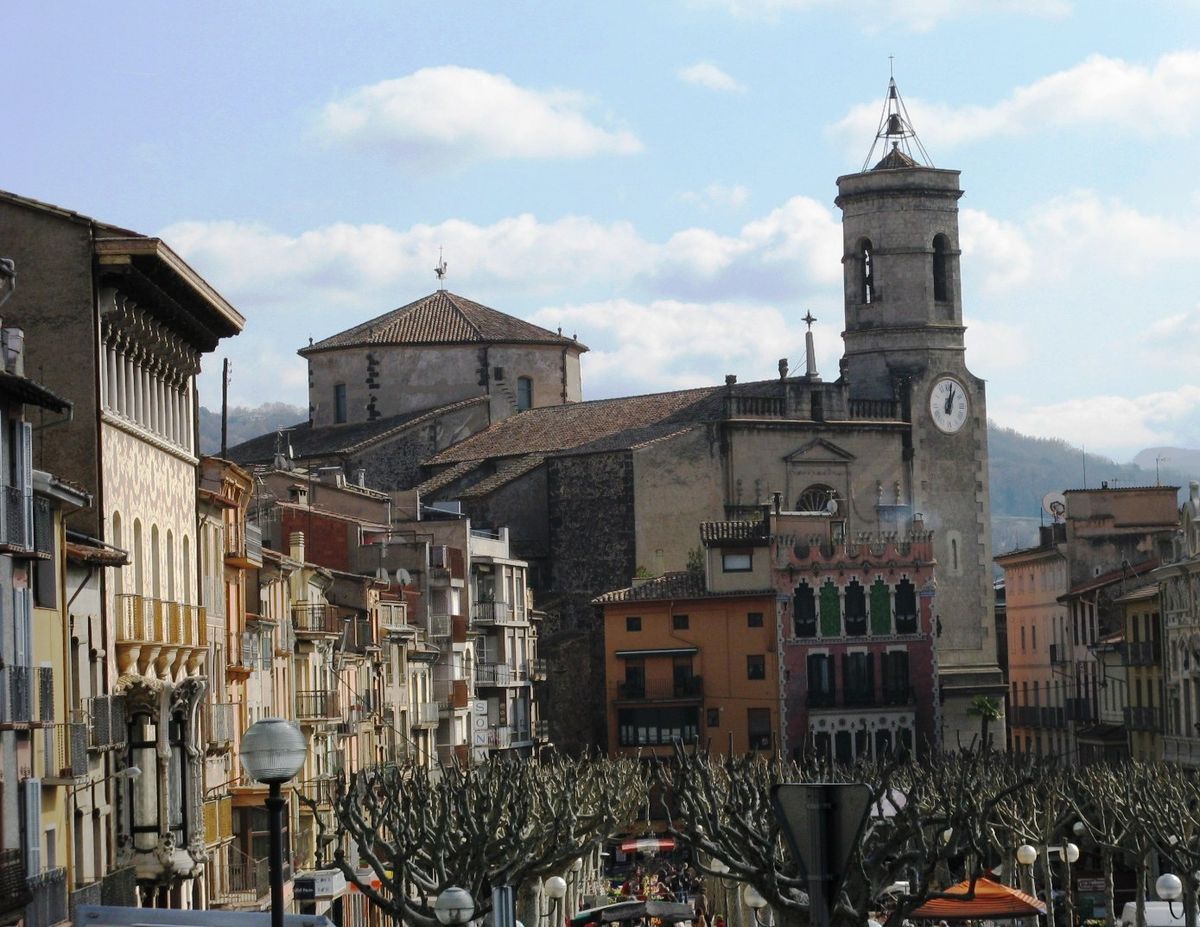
left=435, top=246, right=448, bottom=290
left=803, top=311, right=817, bottom=331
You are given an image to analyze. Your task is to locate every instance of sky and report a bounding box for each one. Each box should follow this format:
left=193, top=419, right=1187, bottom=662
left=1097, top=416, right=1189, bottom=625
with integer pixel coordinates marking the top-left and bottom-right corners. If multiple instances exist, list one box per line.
left=5, top=1, right=1200, bottom=461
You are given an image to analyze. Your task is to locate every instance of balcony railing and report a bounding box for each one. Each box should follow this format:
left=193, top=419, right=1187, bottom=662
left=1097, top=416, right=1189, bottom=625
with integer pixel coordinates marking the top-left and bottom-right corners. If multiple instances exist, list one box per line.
left=0, top=849, right=29, bottom=916
left=87, top=694, right=126, bottom=751
left=477, top=663, right=528, bottom=687
left=472, top=601, right=528, bottom=626
left=294, top=776, right=338, bottom=808
left=295, top=689, right=341, bottom=722
left=227, top=848, right=270, bottom=904
left=435, top=678, right=470, bottom=710
left=26, top=866, right=67, bottom=927
left=0, top=664, right=33, bottom=724
left=69, top=881, right=102, bottom=922
left=1124, top=705, right=1162, bottom=731
left=534, top=718, right=550, bottom=741
left=528, top=658, right=548, bottom=681
left=47, top=721, right=89, bottom=779
left=115, top=595, right=207, bottom=648
left=206, top=702, right=235, bottom=751
left=617, top=676, right=704, bottom=701
left=292, top=603, right=342, bottom=636
left=1125, top=640, right=1162, bottom=667
left=413, top=702, right=440, bottom=728
left=225, top=522, right=263, bottom=568
left=203, top=795, right=234, bottom=846
left=428, top=612, right=452, bottom=638
left=99, top=865, right=137, bottom=907
left=1049, top=643, right=1068, bottom=665
left=1066, top=697, right=1096, bottom=723
left=0, top=484, right=30, bottom=550
left=848, top=398, right=901, bottom=420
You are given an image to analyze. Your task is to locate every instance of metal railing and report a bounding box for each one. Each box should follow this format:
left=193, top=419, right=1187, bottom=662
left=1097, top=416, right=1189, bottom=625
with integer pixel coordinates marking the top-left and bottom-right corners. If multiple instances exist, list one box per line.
left=291, top=603, right=342, bottom=636
left=534, top=718, right=550, bottom=740
left=1124, top=705, right=1162, bottom=731
left=1049, top=643, right=1067, bottom=665
left=434, top=678, right=469, bottom=710
left=225, top=522, right=263, bottom=566
left=617, top=676, right=703, bottom=700
left=99, top=865, right=137, bottom=907
left=115, top=595, right=206, bottom=648
left=428, top=612, right=452, bottom=638
left=1, top=484, right=30, bottom=549
left=413, top=702, right=440, bottom=727
left=472, top=601, right=523, bottom=625
left=227, top=847, right=269, bottom=903
left=295, top=689, right=340, bottom=721
left=87, top=694, right=126, bottom=750
left=1125, top=640, right=1162, bottom=667
left=527, top=658, right=547, bottom=681
left=0, top=849, right=28, bottom=910
left=477, top=663, right=526, bottom=687
left=69, top=880, right=102, bottom=922
left=207, top=702, right=235, bottom=749
left=33, top=496, right=53, bottom=556
left=1066, top=697, right=1096, bottom=723
left=0, top=664, right=33, bottom=724
left=47, top=721, right=89, bottom=778
left=26, top=866, right=67, bottom=927
left=295, top=776, right=338, bottom=808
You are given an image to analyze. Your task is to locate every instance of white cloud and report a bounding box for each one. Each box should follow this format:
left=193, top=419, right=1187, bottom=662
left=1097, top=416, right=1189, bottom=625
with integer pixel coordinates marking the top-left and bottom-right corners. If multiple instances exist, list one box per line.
left=831, top=51, right=1200, bottom=150
left=990, top=386, right=1200, bottom=455
left=958, top=208, right=1034, bottom=294
left=677, top=62, right=746, bottom=93
left=530, top=298, right=841, bottom=396
left=963, top=317, right=1029, bottom=373
left=680, top=183, right=751, bottom=209
left=319, top=66, right=642, bottom=167
left=698, top=0, right=1067, bottom=30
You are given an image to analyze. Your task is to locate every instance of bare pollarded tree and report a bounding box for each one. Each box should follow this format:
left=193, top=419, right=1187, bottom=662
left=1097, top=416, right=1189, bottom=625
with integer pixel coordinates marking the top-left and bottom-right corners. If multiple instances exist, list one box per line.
left=656, top=744, right=1033, bottom=927
left=304, top=755, right=649, bottom=927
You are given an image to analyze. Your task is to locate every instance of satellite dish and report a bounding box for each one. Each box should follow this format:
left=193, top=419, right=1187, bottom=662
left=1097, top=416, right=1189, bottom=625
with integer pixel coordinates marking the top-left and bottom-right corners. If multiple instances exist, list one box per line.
left=824, top=497, right=839, bottom=516
left=395, top=568, right=412, bottom=587
left=1042, top=491, right=1066, bottom=521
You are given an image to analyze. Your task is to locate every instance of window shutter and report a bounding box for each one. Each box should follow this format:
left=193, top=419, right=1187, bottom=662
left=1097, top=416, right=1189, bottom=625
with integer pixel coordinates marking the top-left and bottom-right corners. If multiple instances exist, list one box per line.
left=14, top=587, right=30, bottom=666
left=24, top=778, right=42, bottom=874
left=866, top=653, right=875, bottom=697
left=39, top=663, right=54, bottom=722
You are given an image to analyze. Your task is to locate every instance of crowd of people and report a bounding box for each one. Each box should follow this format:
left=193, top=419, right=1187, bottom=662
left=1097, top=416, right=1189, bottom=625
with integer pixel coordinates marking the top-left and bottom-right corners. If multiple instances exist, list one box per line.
left=615, top=863, right=725, bottom=927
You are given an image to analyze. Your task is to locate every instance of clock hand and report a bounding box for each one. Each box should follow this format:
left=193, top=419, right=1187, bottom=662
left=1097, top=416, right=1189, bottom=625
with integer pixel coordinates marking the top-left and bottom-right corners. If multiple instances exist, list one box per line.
left=944, top=385, right=955, bottom=415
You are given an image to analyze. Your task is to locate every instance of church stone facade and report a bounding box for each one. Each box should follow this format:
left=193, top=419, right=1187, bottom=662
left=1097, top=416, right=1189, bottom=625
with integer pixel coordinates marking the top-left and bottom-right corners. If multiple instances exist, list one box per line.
left=231, top=90, right=1006, bottom=749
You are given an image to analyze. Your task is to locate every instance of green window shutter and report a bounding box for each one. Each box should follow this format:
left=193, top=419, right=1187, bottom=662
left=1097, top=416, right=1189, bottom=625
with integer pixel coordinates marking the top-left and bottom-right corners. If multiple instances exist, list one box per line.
left=819, top=580, right=841, bottom=637
left=870, top=578, right=892, bottom=635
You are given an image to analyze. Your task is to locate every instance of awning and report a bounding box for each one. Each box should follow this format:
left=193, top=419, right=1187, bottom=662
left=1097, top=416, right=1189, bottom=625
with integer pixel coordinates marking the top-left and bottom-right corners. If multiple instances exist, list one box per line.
left=909, top=877, right=1045, bottom=920
left=615, top=648, right=698, bottom=658
left=619, top=836, right=676, bottom=853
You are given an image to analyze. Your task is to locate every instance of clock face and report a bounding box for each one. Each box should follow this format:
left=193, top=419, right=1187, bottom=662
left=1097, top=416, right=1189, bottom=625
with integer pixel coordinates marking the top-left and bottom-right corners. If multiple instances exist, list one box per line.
left=929, top=377, right=968, bottom=434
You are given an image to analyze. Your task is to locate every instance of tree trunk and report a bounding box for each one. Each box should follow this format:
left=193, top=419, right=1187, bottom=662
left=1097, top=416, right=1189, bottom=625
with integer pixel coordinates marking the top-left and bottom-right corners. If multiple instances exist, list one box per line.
left=1185, top=882, right=1197, bottom=927
left=1041, top=847, right=1057, bottom=927
left=1136, top=852, right=1147, bottom=927
left=517, top=879, right=542, bottom=927
left=1104, top=848, right=1116, bottom=927
left=775, top=906, right=808, bottom=927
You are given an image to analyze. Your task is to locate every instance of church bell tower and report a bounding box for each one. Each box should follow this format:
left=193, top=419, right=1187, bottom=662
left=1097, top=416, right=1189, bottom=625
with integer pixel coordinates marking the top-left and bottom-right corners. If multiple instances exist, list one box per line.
left=835, top=77, right=1006, bottom=742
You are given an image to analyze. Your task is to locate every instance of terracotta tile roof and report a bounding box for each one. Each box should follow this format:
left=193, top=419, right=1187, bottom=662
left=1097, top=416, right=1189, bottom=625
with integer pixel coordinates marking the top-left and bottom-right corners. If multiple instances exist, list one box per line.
left=427, top=386, right=725, bottom=464
left=416, top=460, right=484, bottom=496
left=299, top=290, right=587, bottom=354
left=1061, top=559, right=1159, bottom=599
left=66, top=541, right=127, bottom=567
left=593, top=570, right=775, bottom=605
left=227, top=397, right=487, bottom=465
left=459, top=454, right=546, bottom=498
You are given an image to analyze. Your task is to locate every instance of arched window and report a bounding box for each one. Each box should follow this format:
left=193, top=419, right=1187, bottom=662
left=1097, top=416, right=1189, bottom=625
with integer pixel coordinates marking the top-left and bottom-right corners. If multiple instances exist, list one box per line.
left=133, top=520, right=144, bottom=597
left=516, top=377, right=533, bottom=412
left=793, top=581, right=817, bottom=637
left=860, top=238, right=874, bottom=304
left=895, top=578, right=917, bottom=634
left=932, top=234, right=949, bottom=302
left=796, top=484, right=837, bottom=514
left=112, top=512, right=124, bottom=597
left=844, top=580, right=867, bottom=636
left=166, top=530, right=175, bottom=602
left=151, top=525, right=161, bottom=600
left=182, top=536, right=191, bottom=605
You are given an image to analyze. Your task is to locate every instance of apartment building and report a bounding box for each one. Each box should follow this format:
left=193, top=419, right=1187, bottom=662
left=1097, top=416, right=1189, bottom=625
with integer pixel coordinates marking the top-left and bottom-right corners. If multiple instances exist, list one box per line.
left=1156, top=481, right=1200, bottom=767
left=1117, top=584, right=1163, bottom=761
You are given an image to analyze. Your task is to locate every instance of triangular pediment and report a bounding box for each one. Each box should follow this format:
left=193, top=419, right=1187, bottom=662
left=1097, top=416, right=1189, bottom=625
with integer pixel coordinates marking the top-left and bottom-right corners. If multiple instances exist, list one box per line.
left=785, top=437, right=856, bottom=463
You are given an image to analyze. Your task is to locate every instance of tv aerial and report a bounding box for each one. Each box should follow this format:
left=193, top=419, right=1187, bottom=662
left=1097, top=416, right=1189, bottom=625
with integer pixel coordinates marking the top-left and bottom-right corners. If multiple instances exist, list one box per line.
left=1041, top=491, right=1066, bottom=522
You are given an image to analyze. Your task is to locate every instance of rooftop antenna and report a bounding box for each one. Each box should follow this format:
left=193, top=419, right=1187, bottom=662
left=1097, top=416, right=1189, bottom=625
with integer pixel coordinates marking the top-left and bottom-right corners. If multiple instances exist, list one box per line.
left=861, top=61, right=933, bottom=171
left=1156, top=455, right=1169, bottom=485
left=435, top=247, right=448, bottom=291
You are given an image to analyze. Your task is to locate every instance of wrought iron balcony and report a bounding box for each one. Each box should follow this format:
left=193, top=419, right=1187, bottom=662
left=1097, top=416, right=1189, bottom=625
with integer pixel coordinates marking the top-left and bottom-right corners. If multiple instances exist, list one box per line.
left=26, top=866, right=67, bottom=927
left=206, top=702, right=235, bottom=752
left=413, top=701, right=440, bottom=728
left=0, top=484, right=30, bottom=551
left=477, top=663, right=528, bottom=687
left=224, top=847, right=270, bottom=905
left=534, top=718, right=550, bottom=741
left=225, top=521, right=263, bottom=568
left=0, top=849, right=30, bottom=920
left=46, top=721, right=89, bottom=780
left=99, top=865, right=137, bottom=906
left=295, top=689, right=341, bottom=722
left=292, top=602, right=343, bottom=637
left=472, top=601, right=528, bottom=626
left=528, top=658, right=548, bottom=681
left=0, top=664, right=33, bottom=725
left=86, top=694, right=127, bottom=751
left=617, top=676, right=703, bottom=701
left=435, top=677, right=470, bottom=710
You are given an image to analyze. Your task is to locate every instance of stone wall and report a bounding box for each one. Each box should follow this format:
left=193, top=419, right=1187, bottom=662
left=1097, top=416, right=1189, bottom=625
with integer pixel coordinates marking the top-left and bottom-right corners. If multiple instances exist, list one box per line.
left=352, top=401, right=491, bottom=491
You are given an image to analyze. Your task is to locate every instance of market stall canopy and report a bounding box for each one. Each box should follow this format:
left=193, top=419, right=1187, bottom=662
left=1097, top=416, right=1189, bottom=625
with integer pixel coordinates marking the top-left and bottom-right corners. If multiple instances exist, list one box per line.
left=908, top=877, right=1046, bottom=919
left=619, top=837, right=676, bottom=853
left=572, top=900, right=695, bottom=925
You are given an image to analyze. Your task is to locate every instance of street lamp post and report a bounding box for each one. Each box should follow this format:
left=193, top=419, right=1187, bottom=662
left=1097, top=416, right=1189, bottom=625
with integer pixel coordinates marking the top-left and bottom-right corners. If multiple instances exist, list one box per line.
left=545, top=875, right=568, bottom=927
left=436, top=886, right=476, bottom=926
left=1061, top=842, right=1080, bottom=927
left=240, top=718, right=309, bottom=927
left=742, top=884, right=772, bottom=927
left=1017, top=845, right=1039, bottom=927
left=1158, top=874, right=1184, bottom=919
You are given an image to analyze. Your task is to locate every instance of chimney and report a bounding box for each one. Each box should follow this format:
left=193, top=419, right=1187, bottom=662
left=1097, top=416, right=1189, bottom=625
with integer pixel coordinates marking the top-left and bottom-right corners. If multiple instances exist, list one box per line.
left=289, top=531, right=305, bottom=564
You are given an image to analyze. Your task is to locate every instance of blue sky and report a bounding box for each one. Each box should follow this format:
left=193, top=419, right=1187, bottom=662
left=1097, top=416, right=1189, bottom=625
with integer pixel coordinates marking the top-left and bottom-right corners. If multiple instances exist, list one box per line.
left=6, top=1, right=1200, bottom=460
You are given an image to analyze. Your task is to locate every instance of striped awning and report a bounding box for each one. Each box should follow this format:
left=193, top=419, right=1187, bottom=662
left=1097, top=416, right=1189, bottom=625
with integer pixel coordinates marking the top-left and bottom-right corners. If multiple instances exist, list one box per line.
left=619, top=837, right=677, bottom=853
left=909, top=877, right=1045, bottom=919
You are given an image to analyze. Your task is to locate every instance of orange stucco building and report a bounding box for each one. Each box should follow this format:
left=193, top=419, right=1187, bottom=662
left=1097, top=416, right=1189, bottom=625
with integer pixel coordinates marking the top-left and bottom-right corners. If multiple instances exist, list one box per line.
left=596, top=572, right=779, bottom=756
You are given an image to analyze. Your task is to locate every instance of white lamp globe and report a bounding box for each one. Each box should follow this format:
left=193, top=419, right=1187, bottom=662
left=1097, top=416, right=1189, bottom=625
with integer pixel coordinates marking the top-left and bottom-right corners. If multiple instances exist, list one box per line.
left=1065, top=843, right=1080, bottom=864
left=1157, top=874, right=1184, bottom=902
left=941, top=828, right=953, bottom=845
left=571, top=857, right=585, bottom=873
left=743, top=885, right=768, bottom=910
left=435, top=886, right=475, bottom=925
left=1073, top=821, right=1087, bottom=838
left=545, top=876, right=568, bottom=900
left=240, top=718, right=308, bottom=784
left=1016, top=845, right=1038, bottom=867
left=711, top=859, right=729, bottom=875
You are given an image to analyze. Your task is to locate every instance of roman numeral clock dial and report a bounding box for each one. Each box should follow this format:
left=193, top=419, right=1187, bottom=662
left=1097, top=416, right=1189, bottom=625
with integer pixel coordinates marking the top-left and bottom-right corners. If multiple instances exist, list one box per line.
left=929, top=376, right=968, bottom=434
